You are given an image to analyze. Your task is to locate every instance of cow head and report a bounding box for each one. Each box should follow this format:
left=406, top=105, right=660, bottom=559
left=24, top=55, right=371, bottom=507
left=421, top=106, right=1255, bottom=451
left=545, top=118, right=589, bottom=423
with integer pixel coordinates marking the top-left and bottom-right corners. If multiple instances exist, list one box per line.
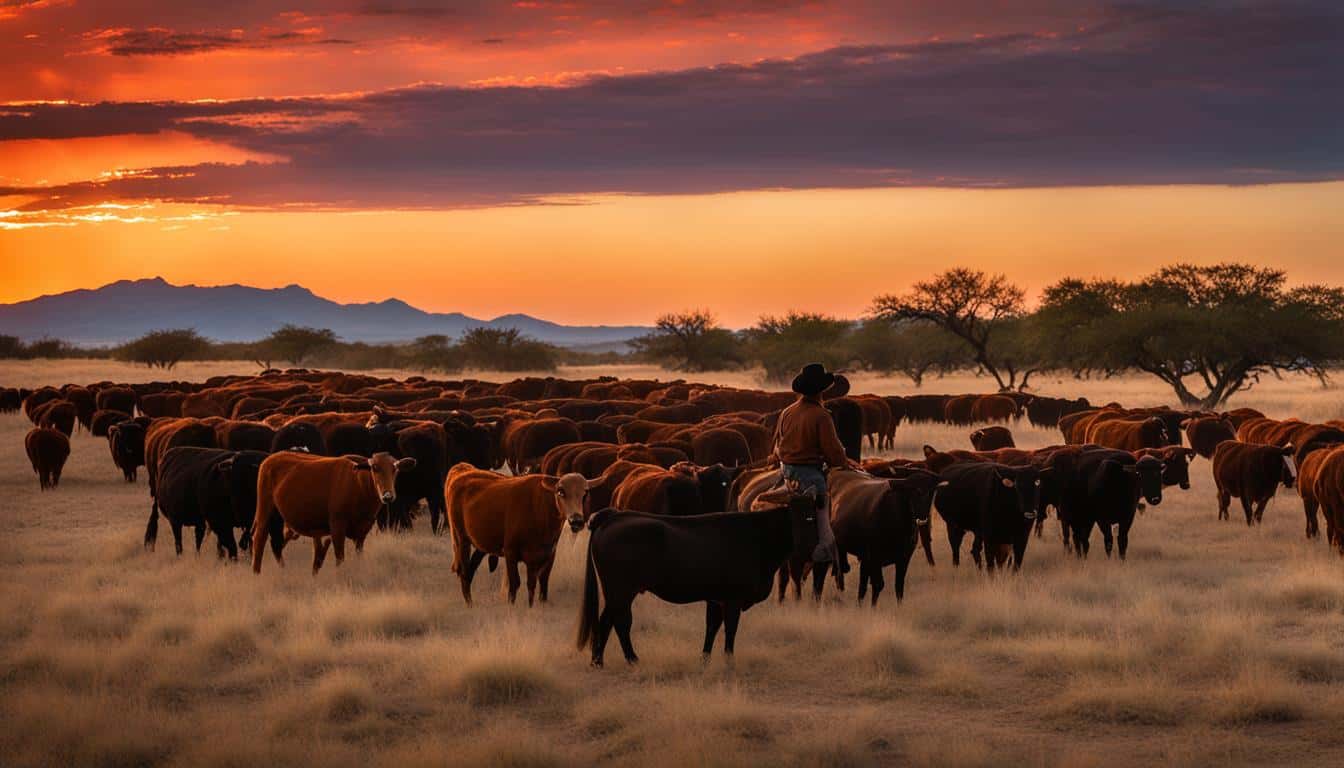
left=1280, top=444, right=1298, bottom=488
left=542, top=472, right=605, bottom=532
left=348, top=452, right=417, bottom=504
left=887, top=471, right=947, bottom=527
left=1125, top=455, right=1166, bottom=506
left=1161, top=447, right=1194, bottom=490
left=694, top=463, right=745, bottom=514
left=995, top=465, right=1046, bottom=522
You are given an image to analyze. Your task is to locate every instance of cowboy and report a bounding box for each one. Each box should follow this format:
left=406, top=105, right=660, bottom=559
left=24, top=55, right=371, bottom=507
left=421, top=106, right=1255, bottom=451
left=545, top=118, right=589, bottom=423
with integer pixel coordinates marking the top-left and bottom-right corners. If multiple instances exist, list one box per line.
left=769, top=362, right=860, bottom=565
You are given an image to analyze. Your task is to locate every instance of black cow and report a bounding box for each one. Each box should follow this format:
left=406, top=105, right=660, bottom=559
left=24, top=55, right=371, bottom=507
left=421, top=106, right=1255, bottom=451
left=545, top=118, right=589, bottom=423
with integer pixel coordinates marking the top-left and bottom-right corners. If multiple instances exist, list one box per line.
left=576, top=493, right=819, bottom=667
left=828, top=468, right=944, bottom=606
left=1062, top=449, right=1165, bottom=559
left=107, top=419, right=148, bottom=482
left=689, top=463, right=745, bottom=514
left=824, top=397, right=864, bottom=462
left=383, top=421, right=449, bottom=533
left=271, top=422, right=324, bottom=454
left=933, top=462, right=1044, bottom=572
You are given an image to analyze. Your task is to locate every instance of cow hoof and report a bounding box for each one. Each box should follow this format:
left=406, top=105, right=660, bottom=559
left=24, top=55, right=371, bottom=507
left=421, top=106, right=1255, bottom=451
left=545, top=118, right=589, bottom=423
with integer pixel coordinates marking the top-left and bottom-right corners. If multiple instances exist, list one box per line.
left=590, top=659, right=604, bottom=669
left=625, top=655, right=639, bottom=665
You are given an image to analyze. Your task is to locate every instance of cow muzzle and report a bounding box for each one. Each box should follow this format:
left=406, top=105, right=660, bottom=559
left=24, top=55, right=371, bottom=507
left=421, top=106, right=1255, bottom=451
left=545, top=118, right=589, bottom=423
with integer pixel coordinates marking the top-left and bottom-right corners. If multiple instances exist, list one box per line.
left=1146, top=493, right=1162, bottom=506
left=569, top=518, right=584, bottom=533
left=381, top=491, right=395, bottom=504
left=1179, top=481, right=1190, bottom=490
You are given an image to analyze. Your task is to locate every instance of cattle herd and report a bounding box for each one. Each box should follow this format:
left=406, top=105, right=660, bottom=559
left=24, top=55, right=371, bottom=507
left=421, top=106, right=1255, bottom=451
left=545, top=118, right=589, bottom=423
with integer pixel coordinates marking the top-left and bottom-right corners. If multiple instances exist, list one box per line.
left=6, top=371, right=1344, bottom=665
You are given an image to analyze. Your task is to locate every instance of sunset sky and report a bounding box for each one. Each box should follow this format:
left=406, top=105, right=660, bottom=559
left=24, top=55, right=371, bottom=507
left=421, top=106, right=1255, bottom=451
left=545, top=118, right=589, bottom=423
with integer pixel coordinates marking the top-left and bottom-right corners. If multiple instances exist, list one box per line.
left=2, top=0, right=1341, bottom=327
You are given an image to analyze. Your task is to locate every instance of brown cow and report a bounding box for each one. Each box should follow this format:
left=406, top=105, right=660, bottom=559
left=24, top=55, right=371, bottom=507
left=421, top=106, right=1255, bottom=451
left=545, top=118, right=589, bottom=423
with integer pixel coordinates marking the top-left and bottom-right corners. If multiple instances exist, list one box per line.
left=691, top=427, right=752, bottom=467
left=25, top=427, right=70, bottom=490
left=35, top=400, right=77, bottom=437
left=1313, top=448, right=1344, bottom=553
left=971, top=395, right=1019, bottom=424
left=1184, top=416, right=1236, bottom=460
left=1298, top=445, right=1343, bottom=541
left=251, top=451, right=416, bottom=574
left=444, top=464, right=601, bottom=605
left=1212, top=441, right=1297, bottom=526
left=970, top=426, right=1015, bottom=451
left=1086, top=417, right=1167, bottom=451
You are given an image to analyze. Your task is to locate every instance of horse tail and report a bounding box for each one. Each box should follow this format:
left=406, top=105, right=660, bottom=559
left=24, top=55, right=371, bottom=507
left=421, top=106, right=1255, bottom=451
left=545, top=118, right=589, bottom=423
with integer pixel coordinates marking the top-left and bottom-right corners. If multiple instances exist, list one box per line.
left=576, top=538, right=600, bottom=652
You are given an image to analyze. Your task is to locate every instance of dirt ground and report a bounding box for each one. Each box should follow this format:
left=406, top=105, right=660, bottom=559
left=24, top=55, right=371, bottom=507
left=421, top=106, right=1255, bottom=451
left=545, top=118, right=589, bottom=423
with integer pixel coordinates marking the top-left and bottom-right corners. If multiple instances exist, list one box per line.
left=2, top=360, right=1343, bottom=767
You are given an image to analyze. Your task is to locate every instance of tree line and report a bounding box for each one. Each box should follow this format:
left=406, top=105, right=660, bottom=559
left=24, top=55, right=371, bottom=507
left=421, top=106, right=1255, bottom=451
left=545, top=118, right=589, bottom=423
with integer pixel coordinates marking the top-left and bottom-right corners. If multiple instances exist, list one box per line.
left=5, top=262, right=1341, bottom=408
left=630, top=263, right=1344, bottom=408
left=0, top=325, right=618, bottom=373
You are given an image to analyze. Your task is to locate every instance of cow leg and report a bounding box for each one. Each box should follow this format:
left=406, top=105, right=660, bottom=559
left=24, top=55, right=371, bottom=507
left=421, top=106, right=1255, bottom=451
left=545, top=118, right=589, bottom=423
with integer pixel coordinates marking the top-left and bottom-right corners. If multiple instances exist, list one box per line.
left=1240, top=496, right=1255, bottom=526
left=722, top=604, right=742, bottom=657
left=873, top=563, right=890, bottom=606
left=790, top=560, right=805, bottom=601
left=1100, top=525, right=1114, bottom=558
left=856, top=561, right=870, bottom=603
left=969, top=535, right=983, bottom=569
left=505, top=557, right=522, bottom=604
left=193, top=524, right=207, bottom=554
left=312, top=537, right=332, bottom=574
left=1072, top=522, right=1091, bottom=558
left=460, top=549, right=486, bottom=605
left=1217, top=489, right=1231, bottom=520
left=775, top=566, right=788, bottom=603
left=613, top=607, right=638, bottom=664
left=1117, top=521, right=1131, bottom=561
left=1061, top=517, right=1073, bottom=550
left=947, top=526, right=965, bottom=567
left=1305, top=498, right=1320, bottom=539
left=811, top=561, right=829, bottom=602
left=592, top=605, right=618, bottom=667
left=217, top=526, right=238, bottom=561
left=702, top=601, right=724, bottom=659
left=330, top=529, right=347, bottom=566
left=170, top=520, right=185, bottom=556
left=524, top=561, right=539, bottom=607
left=538, top=556, right=555, bottom=603
left=1253, top=498, right=1268, bottom=525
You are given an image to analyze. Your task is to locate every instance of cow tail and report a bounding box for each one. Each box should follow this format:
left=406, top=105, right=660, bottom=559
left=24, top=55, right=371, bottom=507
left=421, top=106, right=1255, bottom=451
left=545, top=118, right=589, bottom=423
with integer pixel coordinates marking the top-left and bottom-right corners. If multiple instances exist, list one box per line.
left=576, top=539, right=600, bottom=652
left=143, top=499, right=159, bottom=550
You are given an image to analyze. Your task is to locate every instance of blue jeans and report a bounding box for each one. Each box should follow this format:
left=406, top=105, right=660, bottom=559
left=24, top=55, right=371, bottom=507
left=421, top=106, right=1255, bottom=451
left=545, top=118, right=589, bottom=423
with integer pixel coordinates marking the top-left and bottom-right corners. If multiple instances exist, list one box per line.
left=781, top=463, right=837, bottom=564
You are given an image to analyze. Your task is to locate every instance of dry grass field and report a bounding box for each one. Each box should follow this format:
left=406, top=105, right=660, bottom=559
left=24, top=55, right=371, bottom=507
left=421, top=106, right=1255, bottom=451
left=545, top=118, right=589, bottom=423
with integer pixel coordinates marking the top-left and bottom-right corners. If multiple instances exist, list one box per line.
left=3, top=360, right=1344, bottom=767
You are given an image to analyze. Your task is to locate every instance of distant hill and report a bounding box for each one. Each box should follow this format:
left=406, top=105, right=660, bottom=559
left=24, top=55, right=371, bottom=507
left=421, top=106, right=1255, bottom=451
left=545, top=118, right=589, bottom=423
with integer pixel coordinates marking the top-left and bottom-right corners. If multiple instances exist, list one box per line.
left=0, top=278, right=651, bottom=348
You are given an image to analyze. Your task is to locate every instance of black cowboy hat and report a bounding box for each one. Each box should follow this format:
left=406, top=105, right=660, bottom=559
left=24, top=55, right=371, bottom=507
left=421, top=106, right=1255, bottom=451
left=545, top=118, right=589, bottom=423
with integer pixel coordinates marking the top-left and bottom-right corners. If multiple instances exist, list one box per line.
left=791, top=363, right=836, bottom=396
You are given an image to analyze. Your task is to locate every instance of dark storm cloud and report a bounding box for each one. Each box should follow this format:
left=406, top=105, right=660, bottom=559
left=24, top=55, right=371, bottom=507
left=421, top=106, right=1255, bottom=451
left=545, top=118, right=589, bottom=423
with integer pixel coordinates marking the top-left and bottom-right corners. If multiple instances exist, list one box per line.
left=3, top=1, right=1341, bottom=210
left=99, top=28, right=356, bottom=56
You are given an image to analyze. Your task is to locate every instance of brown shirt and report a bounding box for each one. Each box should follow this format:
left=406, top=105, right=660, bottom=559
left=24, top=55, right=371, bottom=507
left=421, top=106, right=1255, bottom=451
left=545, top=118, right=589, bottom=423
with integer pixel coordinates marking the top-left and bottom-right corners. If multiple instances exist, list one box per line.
left=773, top=396, right=849, bottom=468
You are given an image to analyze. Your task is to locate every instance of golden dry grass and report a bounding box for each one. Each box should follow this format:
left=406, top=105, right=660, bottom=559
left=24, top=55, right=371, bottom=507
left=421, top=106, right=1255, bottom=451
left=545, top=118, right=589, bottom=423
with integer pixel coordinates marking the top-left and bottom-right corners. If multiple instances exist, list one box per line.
left=2, top=360, right=1344, bottom=766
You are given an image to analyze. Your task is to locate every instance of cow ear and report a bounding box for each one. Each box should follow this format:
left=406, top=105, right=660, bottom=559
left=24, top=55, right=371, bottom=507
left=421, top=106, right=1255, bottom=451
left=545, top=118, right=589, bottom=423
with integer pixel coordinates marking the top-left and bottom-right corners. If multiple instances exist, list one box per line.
left=923, top=445, right=936, bottom=458
left=585, top=475, right=607, bottom=490
left=541, top=475, right=559, bottom=492
left=394, top=457, right=417, bottom=472
left=347, top=456, right=372, bottom=470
